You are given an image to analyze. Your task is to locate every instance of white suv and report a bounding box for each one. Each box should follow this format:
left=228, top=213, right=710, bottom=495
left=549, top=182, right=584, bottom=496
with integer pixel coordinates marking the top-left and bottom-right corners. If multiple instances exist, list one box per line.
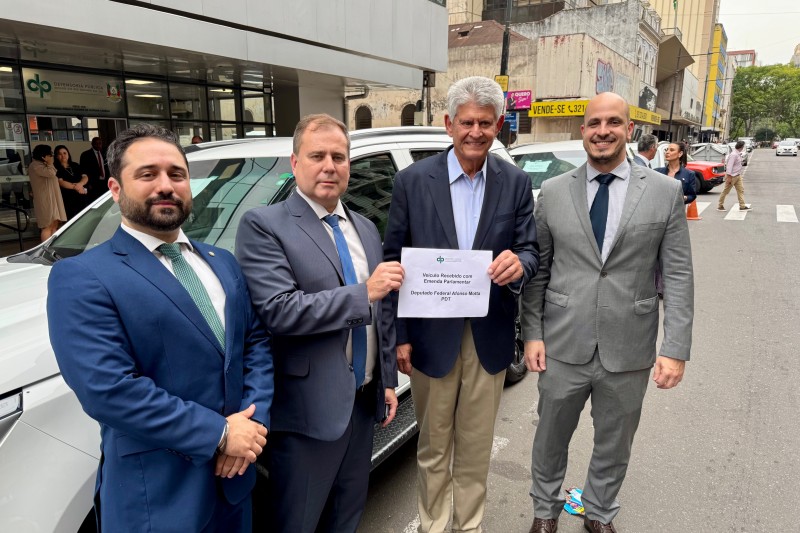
left=0, top=127, right=523, bottom=532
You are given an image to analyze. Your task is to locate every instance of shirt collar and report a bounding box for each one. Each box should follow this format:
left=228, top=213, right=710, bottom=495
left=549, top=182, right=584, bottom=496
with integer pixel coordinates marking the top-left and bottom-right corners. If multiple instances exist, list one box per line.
left=447, top=147, right=488, bottom=185
left=294, top=187, right=348, bottom=222
left=586, top=158, right=631, bottom=183
left=120, top=223, right=192, bottom=254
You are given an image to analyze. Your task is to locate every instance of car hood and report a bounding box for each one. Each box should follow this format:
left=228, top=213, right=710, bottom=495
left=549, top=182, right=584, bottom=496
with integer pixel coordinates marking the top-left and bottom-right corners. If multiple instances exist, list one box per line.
left=686, top=161, right=719, bottom=169
left=0, top=260, right=60, bottom=396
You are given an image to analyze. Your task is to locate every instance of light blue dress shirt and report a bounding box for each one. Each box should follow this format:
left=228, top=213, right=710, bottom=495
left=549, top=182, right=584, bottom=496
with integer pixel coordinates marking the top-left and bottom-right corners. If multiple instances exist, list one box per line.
left=447, top=148, right=487, bottom=251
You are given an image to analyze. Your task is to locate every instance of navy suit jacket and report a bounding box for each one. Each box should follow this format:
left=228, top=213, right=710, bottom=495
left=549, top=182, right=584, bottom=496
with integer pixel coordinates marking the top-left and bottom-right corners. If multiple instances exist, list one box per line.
left=383, top=148, right=539, bottom=378
left=47, top=227, right=274, bottom=532
left=654, top=166, right=697, bottom=204
left=235, top=192, right=398, bottom=442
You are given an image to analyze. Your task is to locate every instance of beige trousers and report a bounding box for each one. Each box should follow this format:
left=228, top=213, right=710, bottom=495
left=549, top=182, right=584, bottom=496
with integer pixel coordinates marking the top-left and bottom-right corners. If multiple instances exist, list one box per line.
left=718, top=174, right=746, bottom=209
left=411, top=321, right=506, bottom=533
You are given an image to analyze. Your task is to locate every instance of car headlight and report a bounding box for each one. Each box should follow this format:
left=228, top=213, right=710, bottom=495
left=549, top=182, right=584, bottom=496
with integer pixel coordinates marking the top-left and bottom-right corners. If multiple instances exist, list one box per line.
left=0, top=391, right=22, bottom=421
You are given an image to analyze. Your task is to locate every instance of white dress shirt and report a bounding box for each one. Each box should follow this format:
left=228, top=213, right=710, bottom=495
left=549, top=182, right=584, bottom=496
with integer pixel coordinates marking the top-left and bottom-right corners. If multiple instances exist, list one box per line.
left=295, top=188, right=377, bottom=385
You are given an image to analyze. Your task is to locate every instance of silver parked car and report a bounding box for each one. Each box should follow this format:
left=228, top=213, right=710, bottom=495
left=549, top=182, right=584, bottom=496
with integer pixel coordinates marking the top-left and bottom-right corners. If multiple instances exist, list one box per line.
left=0, top=127, right=524, bottom=532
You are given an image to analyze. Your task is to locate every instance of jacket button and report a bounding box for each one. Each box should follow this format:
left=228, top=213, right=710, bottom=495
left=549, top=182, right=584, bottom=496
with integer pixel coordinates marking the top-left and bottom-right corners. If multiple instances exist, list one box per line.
left=600, top=271, right=608, bottom=278
left=349, top=364, right=354, bottom=371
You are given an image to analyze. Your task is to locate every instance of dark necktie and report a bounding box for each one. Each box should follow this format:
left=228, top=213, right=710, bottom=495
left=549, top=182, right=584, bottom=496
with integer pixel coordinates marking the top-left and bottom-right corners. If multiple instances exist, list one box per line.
left=323, top=214, right=367, bottom=388
left=96, top=151, right=105, bottom=178
left=158, top=243, right=225, bottom=349
left=589, top=173, right=616, bottom=254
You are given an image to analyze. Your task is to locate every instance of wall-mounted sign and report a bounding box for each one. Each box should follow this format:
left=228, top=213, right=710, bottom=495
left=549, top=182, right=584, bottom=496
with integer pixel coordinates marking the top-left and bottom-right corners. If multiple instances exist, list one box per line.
left=630, top=105, right=661, bottom=125
left=494, top=75, right=509, bottom=92
left=528, top=100, right=589, bottom=118
left=23, top=68, right=125, bottom=117
left=506, top=90, right=532, bottom=111
left=504, top=112, right=518, bottom=132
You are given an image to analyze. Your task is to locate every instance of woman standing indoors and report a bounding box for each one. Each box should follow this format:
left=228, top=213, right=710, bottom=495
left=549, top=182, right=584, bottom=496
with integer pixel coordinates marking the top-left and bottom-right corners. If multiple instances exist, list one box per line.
left=28, top=144, right=67, bottom=242
left=654, top=141, right=696, bottom=205
left=53, top=144, right=89, bottom=219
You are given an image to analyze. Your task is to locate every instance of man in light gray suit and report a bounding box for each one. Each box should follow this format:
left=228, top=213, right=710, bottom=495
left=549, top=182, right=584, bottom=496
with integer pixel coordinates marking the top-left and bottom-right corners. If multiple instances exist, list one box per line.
left=235, top=114, right=404, bottom=532
left=521, top=93, right=694, bottom=533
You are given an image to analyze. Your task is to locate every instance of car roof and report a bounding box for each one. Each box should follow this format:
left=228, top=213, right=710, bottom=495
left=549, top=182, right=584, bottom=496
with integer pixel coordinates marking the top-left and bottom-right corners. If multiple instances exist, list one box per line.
left=185, top=127, right=473, bottom=161
left=509, top=140, right=585, bottom=155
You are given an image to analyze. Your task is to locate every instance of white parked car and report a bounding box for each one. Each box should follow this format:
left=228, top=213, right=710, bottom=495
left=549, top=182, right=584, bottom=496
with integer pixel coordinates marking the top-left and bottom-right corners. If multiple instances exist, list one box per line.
left=0, top=127, right=524, bottom=532
left=776, top=140, right=798, bottom=156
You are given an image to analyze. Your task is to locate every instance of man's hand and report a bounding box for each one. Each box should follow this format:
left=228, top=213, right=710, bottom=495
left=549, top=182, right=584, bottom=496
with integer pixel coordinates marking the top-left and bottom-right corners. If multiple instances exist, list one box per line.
left=367, top=261, right=405, bottom=302
left=382, top=388, right=398, bottom=427
left=223, top=404, right=268, bottom=463
left=487, top=250, right=523, bottom=286
left=215, top=454, right=249, bottom=478
left=725, top=175, right=732, bottom=185
left=397, top=343, right=413, bottom=375
left=524, top=340, right=547, bottom=372
left=653, top=356, right=685, bottom=389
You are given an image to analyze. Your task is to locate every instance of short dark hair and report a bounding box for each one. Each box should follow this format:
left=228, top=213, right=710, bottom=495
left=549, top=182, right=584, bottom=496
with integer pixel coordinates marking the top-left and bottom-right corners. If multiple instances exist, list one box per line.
left=735, top=140, right=745, bottom=149
left=106, top=124, right=187, bottom=182
left=31, top=144, right=52, bottom=162
left=293, top=114, right=350, bottom=155
left=637, top=134, right=657, bottom=153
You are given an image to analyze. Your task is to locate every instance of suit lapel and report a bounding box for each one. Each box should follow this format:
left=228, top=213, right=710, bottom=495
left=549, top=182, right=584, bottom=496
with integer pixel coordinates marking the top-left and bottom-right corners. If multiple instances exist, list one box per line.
left=570, top=165, right=600, bottom=260
left=286, top=192, right=345, bottom=283
left=426, top=150, right=458, bottom=249
left=472, top=156, right=504, bottom=250
left=605, top=165, right=647, bottom=257
left=110, top=229, right=224, bottom=355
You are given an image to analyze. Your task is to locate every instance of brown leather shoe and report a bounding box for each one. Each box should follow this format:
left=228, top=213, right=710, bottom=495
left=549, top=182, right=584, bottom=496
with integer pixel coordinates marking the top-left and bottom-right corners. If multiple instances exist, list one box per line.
left=529, top=517, right=558, bottom=533
left=583, top=516, right=617, bottom=533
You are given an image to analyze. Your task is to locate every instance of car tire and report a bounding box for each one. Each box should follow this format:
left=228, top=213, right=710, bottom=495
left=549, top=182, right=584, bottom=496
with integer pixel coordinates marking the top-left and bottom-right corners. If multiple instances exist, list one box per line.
left=505, top=320, right=527, bottom=385
left=694, top=173, right=704, bottom=195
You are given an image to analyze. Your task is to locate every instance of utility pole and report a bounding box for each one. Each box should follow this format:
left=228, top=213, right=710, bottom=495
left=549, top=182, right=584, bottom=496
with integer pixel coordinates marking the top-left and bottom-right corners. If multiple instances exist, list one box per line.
left=499, top=0, right=513, bottom=146
left=665, top=4, right=679, bottom=142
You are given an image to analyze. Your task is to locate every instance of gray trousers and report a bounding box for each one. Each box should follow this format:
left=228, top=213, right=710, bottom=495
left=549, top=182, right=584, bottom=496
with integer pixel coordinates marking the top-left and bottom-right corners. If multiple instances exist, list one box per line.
left=530, top=350, right=650, bottom=523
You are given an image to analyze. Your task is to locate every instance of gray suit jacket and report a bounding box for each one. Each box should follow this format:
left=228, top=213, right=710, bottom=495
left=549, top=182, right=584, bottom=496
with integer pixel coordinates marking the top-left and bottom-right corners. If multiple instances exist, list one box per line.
left=520, top=163, right=694, bottom=372
left=235, top=193, right=397, bottom=441
left=632, top=154, right=650, bottom=168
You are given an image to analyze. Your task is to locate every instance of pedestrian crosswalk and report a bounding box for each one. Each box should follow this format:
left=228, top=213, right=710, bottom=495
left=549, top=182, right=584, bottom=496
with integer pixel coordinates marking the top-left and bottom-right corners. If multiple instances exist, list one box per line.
left=690, top=202, right=800, bottom=222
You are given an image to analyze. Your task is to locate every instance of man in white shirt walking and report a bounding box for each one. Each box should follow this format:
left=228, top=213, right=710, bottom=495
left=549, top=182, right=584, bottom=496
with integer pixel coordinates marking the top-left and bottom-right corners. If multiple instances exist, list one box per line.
left=717, top=141, right=751, bottom=211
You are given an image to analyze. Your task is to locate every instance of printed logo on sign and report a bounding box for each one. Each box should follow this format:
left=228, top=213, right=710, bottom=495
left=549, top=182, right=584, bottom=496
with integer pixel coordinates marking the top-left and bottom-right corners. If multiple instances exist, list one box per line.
left=437, top=256, right=445, bottom=264
left=106, top=83, right=123, bottom=103
left=26, top=74, right=52, bottom=98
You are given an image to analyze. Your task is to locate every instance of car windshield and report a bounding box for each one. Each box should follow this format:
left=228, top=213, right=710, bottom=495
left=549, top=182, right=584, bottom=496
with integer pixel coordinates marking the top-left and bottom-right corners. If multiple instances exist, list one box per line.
left=779, top=141, right=794, bottom=146
left=513, top=150, right=586, bottom=189
left=12, top=156, right=293, bottom=265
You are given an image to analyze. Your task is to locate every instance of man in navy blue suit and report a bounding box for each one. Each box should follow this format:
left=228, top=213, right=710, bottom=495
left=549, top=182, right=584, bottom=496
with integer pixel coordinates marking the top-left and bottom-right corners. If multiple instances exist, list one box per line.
left=47, top=124, right=274, bottom=532
left=383, top=76, right=539, bottom=533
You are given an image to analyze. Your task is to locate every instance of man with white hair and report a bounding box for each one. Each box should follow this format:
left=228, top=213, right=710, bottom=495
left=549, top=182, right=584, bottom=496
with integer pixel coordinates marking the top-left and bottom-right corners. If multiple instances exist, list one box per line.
left=383, top=76, right=539, bottom=533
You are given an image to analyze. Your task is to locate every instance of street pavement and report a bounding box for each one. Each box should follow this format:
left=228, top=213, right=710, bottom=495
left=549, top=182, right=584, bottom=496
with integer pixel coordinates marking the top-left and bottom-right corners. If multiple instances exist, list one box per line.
left=359, top=148, right=800, bottom=532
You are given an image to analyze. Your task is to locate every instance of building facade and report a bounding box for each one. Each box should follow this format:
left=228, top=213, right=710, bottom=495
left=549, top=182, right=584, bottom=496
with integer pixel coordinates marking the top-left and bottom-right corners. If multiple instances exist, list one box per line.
left=0, top=0, right=447, bottom=237
left=729, top=49, right=757, bottom=68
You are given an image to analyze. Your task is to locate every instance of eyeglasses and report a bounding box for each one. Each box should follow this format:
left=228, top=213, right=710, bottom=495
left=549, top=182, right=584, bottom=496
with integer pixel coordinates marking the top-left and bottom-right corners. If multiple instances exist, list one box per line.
left=455, top=119, right=496, bottom=131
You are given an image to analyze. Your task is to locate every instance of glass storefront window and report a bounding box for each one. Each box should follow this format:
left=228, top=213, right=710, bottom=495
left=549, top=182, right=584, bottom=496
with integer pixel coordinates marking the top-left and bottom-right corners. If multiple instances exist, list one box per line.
left=0, top=66, right=24, bottom=112
left=0, top=113, right=30, bottom=208
left=170, top=83, right=208, bottom=122
left=209, top=123, right=239, bottom=142
left=174, top=122, right=207, bottom=146
left=209, top=87, right=239, bottom=122
left=126, top=80, right=168, bottom=119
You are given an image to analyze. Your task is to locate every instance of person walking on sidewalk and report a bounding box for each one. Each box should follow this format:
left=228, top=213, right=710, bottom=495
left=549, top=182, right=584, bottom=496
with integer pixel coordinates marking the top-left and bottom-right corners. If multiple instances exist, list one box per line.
left=717, top=141, right=750, bottom=211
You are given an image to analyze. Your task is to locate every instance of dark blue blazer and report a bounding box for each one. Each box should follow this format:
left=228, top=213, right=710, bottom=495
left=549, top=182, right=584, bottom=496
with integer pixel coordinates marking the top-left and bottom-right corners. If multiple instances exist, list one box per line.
left=383, top=147, right=539, bottom=378
left=47, top=227, right=274, bottom=532
left=654, top=166, right=696, bottom=204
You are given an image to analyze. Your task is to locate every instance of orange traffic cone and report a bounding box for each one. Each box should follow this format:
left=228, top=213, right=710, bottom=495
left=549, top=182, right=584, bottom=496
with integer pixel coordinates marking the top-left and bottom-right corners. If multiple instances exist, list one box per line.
left=686, top=200, right=702, bottom=221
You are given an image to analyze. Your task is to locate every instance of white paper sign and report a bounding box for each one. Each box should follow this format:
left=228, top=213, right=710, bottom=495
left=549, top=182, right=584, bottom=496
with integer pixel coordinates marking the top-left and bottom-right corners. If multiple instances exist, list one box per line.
left=398, top=247, right=492, bottom=318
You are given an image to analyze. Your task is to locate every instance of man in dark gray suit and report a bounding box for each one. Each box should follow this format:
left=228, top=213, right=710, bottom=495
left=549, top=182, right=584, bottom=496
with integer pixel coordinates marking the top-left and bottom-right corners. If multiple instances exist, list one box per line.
left=632, top=133, right=657, bottom=168
left=521, top=93, right=694, bottom=533
left=235, top=114, right=404, bottom=532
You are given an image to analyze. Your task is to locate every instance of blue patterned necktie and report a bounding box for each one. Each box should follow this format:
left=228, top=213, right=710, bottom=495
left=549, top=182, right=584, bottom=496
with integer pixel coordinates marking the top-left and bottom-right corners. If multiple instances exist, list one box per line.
left=323, top=214, right=367, bottom=388
left=158, top=243, right=225, bottom=349
left=589, top=173, right=616, bottom=253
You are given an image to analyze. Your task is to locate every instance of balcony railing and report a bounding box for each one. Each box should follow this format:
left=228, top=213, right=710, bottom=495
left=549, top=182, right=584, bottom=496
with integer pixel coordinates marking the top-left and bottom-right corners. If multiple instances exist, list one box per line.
left=662, top=27, right=683, bottom=42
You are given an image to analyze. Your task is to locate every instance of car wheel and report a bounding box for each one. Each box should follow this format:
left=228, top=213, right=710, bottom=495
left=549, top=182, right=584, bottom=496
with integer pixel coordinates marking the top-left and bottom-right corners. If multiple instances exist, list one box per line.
left=505, top=320, right=527, bottom=385
left=694, top=173, right=704, bottom=194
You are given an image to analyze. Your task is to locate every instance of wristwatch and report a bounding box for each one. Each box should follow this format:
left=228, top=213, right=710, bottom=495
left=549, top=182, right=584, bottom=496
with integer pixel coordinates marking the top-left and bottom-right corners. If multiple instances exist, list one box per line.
left=216, top=422, right=229, bottom=455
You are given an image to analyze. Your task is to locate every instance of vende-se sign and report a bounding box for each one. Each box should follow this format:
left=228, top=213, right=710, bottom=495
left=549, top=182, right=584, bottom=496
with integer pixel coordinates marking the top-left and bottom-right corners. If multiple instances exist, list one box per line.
left=506, top=90, right=532, bottom=110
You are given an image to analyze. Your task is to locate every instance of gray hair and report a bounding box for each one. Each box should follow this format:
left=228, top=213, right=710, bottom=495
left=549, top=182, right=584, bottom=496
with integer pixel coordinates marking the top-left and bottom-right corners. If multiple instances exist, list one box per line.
left=447, top=76, right=505, bottom=121
left=107, top=123, right=187, bottom=183
left=637, top=134, right=658, bottom=153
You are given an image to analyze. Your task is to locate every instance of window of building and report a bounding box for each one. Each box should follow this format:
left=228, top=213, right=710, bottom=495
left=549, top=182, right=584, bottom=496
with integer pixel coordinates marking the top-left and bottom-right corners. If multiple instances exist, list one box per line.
left=209, top=88, right=240, bottom=123
left=127, top=80, right=169, bottom=119
left=401, top=104, right=416, bottom=126
left=0, top=66, right=24, bottom=112
left=355, top=106, right=372, bottom=130
left=169, top=83, right=207, bottom=122
left=518, top=112, right=532, bottom=134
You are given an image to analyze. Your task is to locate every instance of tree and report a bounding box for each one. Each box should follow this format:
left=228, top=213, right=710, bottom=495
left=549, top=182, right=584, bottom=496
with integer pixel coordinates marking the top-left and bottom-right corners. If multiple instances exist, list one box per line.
left=730, top=65, right=800, bottom=139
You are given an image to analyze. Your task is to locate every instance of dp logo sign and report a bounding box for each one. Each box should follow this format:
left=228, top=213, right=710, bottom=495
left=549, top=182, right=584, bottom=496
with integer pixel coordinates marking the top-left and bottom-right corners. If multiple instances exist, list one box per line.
left=26, top=74, right=52, bottom=98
